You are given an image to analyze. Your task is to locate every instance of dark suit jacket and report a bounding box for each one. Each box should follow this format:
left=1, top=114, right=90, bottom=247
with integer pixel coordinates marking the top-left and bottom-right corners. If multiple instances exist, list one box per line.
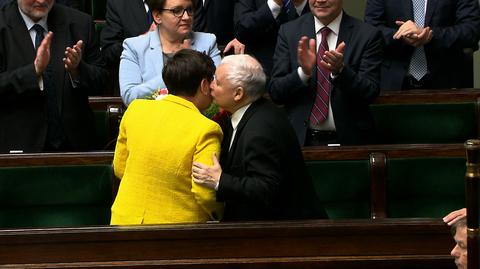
left=0, top=2, right=107, bottom=153
left=365, top=0, right=480, bottom=90
left=234, top=0, right=310, bottom=77
left=216, top=98, right=327, bottom=221
left=268, top=12, right=383, bottom=146
left=193, top=0, right=235, bottom=46
left=100, top=0, right=150, bottom=67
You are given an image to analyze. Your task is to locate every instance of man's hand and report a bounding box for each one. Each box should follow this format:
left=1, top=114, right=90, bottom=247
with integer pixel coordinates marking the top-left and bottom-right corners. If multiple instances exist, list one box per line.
left=393, top=20, right=420, bottom=40
left=223, top=38, right=245, bottom=55
left=34, top=31, right=53, bottom=75
left=320, top=41, right=345, bottom=75
left=394, top=20, right=432, bottom=47
left=192, top=153, right=222, bottom=190
left=63, top=40, right=83, bottom=79
left=443, top=208, right=466, bottom=226
left=297, top=36, right=316, bottom=76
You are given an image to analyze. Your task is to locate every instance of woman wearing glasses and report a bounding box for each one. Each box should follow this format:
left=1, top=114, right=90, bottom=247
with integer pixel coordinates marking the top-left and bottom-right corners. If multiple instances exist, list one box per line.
left=119, top=0, right=221, bottom=106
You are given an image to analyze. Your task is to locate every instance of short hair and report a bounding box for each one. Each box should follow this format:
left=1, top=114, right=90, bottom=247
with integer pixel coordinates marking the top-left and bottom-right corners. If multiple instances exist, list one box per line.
left=145, top=0, right=195, bottom=12
left=220, top=54, right=266, bottom=100
left=451, top=217, right=467, bottom=236
left=162, top=49, right=215, bottom=97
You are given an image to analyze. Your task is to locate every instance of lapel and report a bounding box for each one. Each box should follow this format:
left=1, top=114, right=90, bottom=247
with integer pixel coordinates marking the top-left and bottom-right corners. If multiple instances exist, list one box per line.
left=336, top=12, right=354, bottom=49
left=424, top=0, right=438, bottom=26
left=226, top=99, right=263, bottom=167
left=203, top=0, right=210, bottom=9
left=5, top=3, right=36, bottom=61
left=301, top=1, right=310, bottom=15
left=150, top=29, right=165, bottom=79
left=47, top=5, right=69, bottom=113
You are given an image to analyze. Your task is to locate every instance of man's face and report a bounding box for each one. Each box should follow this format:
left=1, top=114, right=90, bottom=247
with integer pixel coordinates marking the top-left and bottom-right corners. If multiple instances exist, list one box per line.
left=210, top=64, right=236, bottom=113
left=18, top=0, right=54, bottom=22
left=451, top=226, right=468, bottom=269
left=308, top=0, right=343, bottom=25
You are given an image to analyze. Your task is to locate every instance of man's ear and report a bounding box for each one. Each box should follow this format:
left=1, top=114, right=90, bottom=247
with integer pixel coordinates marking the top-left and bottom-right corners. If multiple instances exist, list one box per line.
left=233, top=86, right=244, bottom=102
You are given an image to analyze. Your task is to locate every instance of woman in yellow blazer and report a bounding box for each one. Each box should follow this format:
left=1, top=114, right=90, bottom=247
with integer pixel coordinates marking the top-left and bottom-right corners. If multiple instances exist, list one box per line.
left=111, top=49, right=224, bottom=225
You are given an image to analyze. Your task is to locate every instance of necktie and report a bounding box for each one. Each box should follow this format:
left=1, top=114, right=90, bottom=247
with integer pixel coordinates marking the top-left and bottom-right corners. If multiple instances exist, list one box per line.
left=309, top=27, right=331, bottom=125
left=32, top=24, right=44, bottom=50
left=408, top=0, right=428, bottom=81
left=282, top=0, right=298, bottom=20
left=32, top=25, right=66, bottom=149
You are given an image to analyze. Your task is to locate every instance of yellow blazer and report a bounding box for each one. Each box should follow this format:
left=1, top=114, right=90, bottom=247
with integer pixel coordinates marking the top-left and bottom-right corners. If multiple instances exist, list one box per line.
left=111, top=95, right=224, bottom=225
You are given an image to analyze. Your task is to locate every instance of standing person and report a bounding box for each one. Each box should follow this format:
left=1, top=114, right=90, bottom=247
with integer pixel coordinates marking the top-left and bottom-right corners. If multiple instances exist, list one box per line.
left=450, top=217, right=468, bottom=269
left=234, top=0, right=310, bottom=78
left=193, top=0, right=244, bottom=54
left=268, top=0, right=383, bottom=146
left=119, top=0, right=221, bottom=106
left=364, top=0, right=480, bottom=90
left=192, top=54, right=326, bottom=221
left=0, top=0, right=107, bottom=153
left=101, top=0, right=155, bottom=69
left=111, top=49, right=224, bottom=225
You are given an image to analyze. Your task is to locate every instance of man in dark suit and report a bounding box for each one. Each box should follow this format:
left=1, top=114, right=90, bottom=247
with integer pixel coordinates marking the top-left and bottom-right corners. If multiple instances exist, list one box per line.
left=0, top=0, right=107, bottom=153
left=234, top=0, right=310, bottom=78
left=192, top=54, right=326, bottom=221
left=268, top=0, right=383, bottom=146
left=365, top=0, right=480, bottom=90
left=100, top=0, right=152, bottom=68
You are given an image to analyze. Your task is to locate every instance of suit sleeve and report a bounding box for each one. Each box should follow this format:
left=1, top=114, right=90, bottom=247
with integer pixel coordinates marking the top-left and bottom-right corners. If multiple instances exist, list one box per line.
left=101, top=0, right=126, bottom=67
left=364, top=0, right=401, bottom=48
left=333, top=28, right=383, bottom=103
left=216, top=134, right=284, bottom=208
left=234, top=0, right=279, bottom=43
left=191, top=123, right=225, bottom=221
left=76, top=19, right=108, bottom=96
left=268, top=24, right=310, bottom=104
left=0, top=61, right=42, bottom=97
left=205, top=34, right=221, bottom=67
left=119, top=38, right=166, bottom=106
left=428, top=0, right=480, bottom=50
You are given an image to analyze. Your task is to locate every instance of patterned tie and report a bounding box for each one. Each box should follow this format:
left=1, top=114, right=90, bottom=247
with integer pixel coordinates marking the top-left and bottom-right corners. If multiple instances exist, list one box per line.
left=408, top=0, right=428, bottom=81
left=283, top=0, right=292, bottom=12
left=309, top=27, right=332, bottom=125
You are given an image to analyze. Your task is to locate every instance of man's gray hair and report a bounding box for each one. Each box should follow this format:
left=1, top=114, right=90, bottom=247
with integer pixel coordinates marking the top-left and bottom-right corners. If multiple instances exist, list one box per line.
left=220, top=54, right=266, bottom=100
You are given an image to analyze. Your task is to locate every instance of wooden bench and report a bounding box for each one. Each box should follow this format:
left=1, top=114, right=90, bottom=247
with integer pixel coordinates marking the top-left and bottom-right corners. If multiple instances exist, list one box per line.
left=371, top=89, right=480, bottom=144
left=303, top=143, right=466, bottom=219
left=0, top=218, right=455, bottom=269
left=89, top=96, right=124, bottom=150
left=0, top=152, right=114, bottom=228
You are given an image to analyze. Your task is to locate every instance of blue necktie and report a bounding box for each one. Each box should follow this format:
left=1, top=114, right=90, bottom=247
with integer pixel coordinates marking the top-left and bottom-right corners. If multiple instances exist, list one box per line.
left=409, top=0, right=428, bottom=81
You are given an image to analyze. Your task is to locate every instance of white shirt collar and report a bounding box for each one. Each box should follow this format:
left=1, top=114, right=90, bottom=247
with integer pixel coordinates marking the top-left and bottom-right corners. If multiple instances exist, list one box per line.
left=314, top=10, right=342, bottom=36
left=295, top=0, right=308, bottom=16
left=230, top=103, right=251, bottom=131
left=18, top=7, right=48, bottom=31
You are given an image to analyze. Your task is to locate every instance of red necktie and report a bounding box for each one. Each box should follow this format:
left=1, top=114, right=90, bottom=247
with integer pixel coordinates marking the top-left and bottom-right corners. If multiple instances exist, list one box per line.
left=309, top=27, right=331, bottom=125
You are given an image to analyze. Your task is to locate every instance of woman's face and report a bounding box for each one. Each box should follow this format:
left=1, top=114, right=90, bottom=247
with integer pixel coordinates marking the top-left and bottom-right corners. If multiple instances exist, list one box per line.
left=155, top=0, right=193, bottom=39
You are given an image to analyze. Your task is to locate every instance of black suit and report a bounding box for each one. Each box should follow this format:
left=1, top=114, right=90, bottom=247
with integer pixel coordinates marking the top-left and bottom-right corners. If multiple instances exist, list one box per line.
left=365, top=0, right=480, bottom=90
left=268, top=12, right=383, bottom=146
left=234, top=0, right=310, bottom=77
left=193, top=0, right=235, bottom=47
left=0, top=2, right=107, bottom=153
left=217, top=98, right=326, bottom=221
left=100, top=0, right=150, bottom=67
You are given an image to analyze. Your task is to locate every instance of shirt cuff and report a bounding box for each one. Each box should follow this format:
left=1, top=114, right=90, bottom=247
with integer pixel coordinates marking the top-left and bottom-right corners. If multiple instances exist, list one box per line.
left=297, top=66, right=310, bottom=85
left=267, top=0, right=282, bottom=19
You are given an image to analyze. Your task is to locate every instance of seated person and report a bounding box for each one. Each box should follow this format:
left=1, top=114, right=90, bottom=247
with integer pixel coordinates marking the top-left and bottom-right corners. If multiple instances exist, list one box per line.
left=111, top=49, right=224, bottom=225
left=119, top=0, right=221, bottom=106
left=450, top=217, right=468, bottom=269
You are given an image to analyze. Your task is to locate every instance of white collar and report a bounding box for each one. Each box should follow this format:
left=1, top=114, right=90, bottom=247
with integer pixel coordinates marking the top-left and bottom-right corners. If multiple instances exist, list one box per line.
left=230, top=103, right=252, bottom=131
left=314, top=10, right=342, bottom=36
left=18, top=7, right=48, bottom=31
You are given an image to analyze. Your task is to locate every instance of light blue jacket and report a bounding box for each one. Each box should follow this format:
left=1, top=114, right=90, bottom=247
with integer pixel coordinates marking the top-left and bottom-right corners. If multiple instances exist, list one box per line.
left=119, top=29, right=221, bottom=106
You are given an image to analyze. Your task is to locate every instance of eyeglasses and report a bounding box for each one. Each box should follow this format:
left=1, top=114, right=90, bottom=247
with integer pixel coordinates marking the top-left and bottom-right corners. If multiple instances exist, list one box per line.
left=161, top=7, right=194, bottom=18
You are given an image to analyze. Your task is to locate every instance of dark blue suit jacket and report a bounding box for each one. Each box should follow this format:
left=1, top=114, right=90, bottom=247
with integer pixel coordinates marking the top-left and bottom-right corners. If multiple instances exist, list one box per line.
left=268, top=12, right=383, bottom=146
left=365, top=0, right=480, bottom=90
left=234, top=0, right=310, bottom=78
